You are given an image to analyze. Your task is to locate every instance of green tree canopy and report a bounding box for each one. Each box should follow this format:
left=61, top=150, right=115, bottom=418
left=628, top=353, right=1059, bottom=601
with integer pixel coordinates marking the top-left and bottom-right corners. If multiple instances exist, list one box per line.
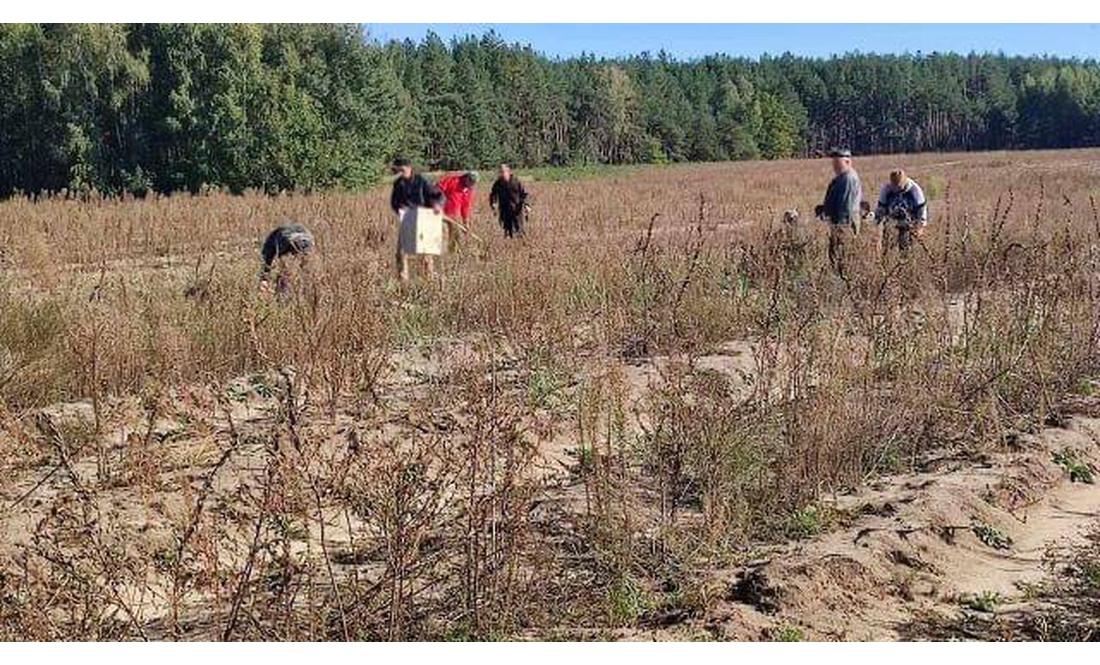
left=3, top=25, right=1100, bottom=197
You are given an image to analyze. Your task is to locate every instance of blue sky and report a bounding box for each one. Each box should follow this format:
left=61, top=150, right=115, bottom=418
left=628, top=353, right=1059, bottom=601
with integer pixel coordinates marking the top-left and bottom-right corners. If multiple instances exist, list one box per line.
left=366, top=24, right=1100, bottom=59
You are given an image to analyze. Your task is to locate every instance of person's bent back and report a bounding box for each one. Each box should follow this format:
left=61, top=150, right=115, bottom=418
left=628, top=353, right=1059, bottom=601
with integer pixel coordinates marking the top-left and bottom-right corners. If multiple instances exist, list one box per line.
left=875, top=169, right=928, bottom=251
left=439, top=171, right=478, bottom=224
left=260, top=223, right=314, bottom=294
left=875, top=169, right=927, bottom=226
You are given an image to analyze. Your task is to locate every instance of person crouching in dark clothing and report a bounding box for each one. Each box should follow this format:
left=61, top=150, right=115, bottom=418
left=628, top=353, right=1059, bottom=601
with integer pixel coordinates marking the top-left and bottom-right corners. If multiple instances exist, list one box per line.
left=489, top=163, right=529, bottom=238
left=260, top=223, right=314, bottom=296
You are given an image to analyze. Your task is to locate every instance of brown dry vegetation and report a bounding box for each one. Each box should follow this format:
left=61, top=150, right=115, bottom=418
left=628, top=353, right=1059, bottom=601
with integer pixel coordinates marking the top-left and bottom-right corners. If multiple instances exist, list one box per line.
left=2, top=149, right=1100, bottom=640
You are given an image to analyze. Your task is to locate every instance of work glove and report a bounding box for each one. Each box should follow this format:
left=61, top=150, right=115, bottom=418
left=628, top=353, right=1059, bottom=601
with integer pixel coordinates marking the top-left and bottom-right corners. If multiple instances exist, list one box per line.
left=814, top=204, right=825, bottom=219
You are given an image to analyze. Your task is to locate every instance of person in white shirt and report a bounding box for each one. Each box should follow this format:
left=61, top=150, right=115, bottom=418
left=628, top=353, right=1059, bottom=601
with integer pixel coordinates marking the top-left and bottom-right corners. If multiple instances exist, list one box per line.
left=875, top=169, right=928, bottom=252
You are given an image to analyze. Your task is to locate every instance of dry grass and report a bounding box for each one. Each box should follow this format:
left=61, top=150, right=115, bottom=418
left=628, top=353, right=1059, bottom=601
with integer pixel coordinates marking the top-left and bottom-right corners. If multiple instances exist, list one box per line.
left=2, top=148, right=1100, bottom=640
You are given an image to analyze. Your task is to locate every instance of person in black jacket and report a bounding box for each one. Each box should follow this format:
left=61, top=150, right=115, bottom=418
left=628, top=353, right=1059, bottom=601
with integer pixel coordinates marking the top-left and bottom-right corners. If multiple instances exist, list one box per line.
left=489, top=164, right=529, bottom=238
left=390, top=157, right=447, bottom=280
left=390, top=156, right=433, bottom=215
left=259, top=223, right=314, bottom=295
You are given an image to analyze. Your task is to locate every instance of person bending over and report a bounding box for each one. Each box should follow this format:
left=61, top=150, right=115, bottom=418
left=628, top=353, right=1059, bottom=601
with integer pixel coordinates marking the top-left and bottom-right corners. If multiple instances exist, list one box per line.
left=260, top=223, right=314, bottom=295
left=875, top=168, right=928, bottom=252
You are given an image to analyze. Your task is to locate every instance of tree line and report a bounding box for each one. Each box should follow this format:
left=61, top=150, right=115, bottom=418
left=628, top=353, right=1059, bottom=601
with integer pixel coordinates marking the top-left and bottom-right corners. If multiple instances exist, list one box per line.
left=2, top=23, right=1099, bottom=197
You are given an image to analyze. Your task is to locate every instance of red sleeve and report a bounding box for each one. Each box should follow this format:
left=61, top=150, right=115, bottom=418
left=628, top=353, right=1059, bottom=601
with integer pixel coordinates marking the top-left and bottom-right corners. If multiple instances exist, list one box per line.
left=438, top=175, right=455, bottom=196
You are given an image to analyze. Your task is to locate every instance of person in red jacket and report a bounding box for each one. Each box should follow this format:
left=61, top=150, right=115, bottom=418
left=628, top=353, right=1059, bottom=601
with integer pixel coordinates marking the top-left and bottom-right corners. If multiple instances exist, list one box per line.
left=438, top=171, right=478, bottom=225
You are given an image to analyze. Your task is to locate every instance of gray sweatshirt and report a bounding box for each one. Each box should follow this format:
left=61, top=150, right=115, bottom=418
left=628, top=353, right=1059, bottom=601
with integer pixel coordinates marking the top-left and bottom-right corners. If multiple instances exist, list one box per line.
left=822, top=169, right=863, bottom=227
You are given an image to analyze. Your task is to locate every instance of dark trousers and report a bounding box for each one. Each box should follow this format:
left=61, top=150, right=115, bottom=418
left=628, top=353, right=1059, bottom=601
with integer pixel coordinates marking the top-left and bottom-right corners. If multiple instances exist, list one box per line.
left=502, top=213, right=525, bottom=238
left=896, top=226, right=915, bottom=251
left=880, top=224, right=919, bottom=254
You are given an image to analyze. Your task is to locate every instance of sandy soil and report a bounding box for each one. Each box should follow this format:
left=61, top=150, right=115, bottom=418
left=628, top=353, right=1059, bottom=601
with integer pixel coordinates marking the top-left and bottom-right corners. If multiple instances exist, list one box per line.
left=688, top=411, right=1100, bottom=641
left=2, top=336, right=1097, bottom=640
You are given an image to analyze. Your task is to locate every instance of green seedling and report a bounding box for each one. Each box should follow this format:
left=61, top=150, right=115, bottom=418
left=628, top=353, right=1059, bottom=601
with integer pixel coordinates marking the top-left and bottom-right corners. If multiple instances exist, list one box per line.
left=785, top=505, right=822, bottom=540
left=971, top=520, right=1013, bottom=550
left=962, top=590, right=1001, bottom=613
left=772, top=625, right=804, bottom=641
left=249, top=374, right=277, bottom=399
left=1053, top=450, right=1096, bottom=484
left=607, top=573, right=650, bottom=627
left=528, top=367, right=563, bottom=410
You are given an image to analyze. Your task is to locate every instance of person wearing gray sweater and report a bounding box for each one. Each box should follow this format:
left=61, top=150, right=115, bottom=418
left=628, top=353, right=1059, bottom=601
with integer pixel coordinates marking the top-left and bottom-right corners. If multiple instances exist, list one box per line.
left=815, top=149, right=864, bottom=274
left=816, top=149, right=863, bottom=228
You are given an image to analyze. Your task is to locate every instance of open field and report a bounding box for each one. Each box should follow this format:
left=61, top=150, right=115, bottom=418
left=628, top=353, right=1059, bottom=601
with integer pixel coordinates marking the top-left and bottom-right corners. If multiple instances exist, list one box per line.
left=2, top=149, right=1100, bottom=640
